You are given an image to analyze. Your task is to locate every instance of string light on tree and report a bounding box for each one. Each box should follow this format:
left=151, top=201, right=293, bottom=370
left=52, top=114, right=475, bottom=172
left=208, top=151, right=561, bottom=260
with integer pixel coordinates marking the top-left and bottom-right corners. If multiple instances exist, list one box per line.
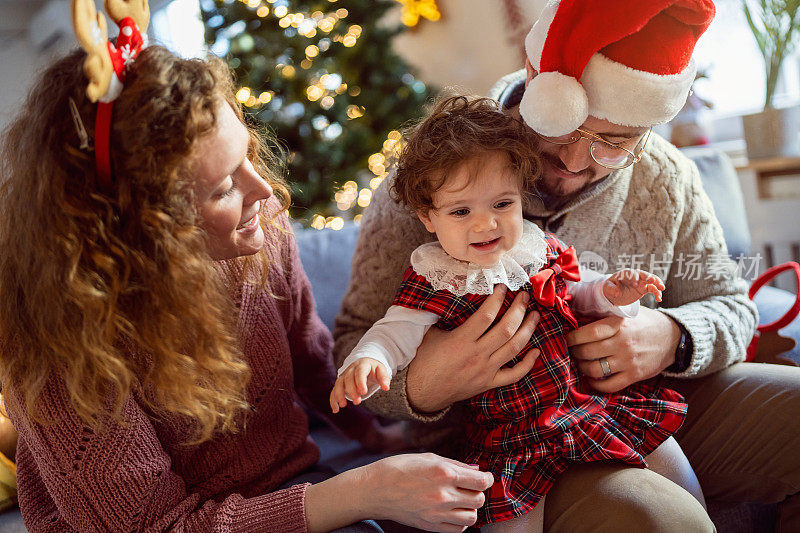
left=310, top=214, right=346, bottom=231
left=306, top=128, right=403, bottom=230
left=236, top=87, right=251, bottom=103
left=395, top=0, right=441, bottom=27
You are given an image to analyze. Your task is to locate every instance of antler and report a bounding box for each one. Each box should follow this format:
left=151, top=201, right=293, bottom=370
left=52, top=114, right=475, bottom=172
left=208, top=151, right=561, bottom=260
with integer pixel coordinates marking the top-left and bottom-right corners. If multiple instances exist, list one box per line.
left=72, top=0, right=114, bottom=103
left=104, top=0, right=150, bottom=34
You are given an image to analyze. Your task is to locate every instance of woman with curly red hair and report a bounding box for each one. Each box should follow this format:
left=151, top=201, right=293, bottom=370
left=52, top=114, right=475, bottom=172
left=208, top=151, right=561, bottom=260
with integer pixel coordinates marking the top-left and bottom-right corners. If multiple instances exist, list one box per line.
left=0, top=28, right=492, bottom=533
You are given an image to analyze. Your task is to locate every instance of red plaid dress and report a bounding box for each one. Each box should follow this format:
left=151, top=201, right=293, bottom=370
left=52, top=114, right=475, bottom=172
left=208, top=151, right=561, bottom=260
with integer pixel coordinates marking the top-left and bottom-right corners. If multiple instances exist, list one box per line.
left=393, top=233, right=687, bottom=526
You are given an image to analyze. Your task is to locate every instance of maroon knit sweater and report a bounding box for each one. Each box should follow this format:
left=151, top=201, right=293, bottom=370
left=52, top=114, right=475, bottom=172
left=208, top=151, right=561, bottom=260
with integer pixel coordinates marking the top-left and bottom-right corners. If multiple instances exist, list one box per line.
left=3, top=209, right=373, bottom=532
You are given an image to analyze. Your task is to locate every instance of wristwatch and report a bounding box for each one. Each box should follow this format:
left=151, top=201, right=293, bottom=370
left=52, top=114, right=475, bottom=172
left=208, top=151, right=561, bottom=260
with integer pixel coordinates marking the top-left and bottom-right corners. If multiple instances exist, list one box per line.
left=666, top=321, right=693, bottom=373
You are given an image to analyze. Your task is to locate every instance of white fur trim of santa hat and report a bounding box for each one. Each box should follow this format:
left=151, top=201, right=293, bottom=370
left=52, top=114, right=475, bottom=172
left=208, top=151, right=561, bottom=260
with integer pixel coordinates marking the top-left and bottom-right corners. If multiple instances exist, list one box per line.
left=581, top=53, right=696, bottom=129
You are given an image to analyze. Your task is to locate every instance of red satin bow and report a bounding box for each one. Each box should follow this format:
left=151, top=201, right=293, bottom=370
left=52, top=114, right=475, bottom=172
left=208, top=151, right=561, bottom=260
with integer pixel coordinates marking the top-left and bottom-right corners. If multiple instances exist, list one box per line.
left=529, top=246, right=581, bottom=309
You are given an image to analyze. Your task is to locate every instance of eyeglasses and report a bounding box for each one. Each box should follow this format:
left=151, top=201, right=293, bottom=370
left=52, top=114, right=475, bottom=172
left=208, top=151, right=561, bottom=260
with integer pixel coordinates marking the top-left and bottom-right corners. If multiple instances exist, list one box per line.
left=535, top=127, right=652, bottom=170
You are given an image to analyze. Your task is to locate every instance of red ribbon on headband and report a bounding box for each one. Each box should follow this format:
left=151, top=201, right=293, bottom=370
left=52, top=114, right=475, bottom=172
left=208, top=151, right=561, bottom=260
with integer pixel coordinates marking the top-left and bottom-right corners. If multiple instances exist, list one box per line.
left=94, top=17, right=145, bottom=188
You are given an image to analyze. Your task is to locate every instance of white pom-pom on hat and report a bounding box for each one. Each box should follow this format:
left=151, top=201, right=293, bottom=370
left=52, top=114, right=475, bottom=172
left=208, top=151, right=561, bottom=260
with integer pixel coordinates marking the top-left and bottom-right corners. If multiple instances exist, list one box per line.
left=519, top=71, right=588, bottom=137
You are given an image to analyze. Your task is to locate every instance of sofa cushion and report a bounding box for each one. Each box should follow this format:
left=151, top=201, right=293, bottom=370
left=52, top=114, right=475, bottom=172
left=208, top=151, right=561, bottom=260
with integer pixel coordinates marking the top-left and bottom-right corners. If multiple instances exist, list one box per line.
left=294, top=222, right=360, bottom=333
left=680, top=146, right=752, bottom=260
left=0, top=510, right=25, bottom=532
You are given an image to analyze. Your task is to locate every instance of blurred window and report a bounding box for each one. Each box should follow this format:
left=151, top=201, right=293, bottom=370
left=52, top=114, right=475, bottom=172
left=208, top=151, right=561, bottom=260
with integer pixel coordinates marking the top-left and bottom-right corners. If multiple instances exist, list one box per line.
left=693, top=0, right=800, bottom=117
left=151, top=0, right=206, bottom=58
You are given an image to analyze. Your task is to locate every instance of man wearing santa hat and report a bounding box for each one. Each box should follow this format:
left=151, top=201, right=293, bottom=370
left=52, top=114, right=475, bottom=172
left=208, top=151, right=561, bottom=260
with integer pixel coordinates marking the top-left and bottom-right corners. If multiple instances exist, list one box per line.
left=335, top=0, right=800, bottom=529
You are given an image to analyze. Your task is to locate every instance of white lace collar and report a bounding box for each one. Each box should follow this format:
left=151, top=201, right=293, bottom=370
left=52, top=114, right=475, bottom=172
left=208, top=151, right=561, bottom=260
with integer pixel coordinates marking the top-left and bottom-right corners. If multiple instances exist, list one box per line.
left=410, top=220, right=548, bottom=296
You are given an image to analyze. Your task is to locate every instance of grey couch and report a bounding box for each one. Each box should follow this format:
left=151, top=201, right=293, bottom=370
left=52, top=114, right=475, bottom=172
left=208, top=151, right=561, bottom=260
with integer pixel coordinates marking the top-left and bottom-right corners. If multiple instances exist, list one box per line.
left=0, top=147, right=796, bottom=531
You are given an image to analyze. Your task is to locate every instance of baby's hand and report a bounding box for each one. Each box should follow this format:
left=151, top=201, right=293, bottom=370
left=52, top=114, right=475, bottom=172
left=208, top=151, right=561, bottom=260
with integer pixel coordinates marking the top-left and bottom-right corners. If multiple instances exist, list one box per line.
left=329, top=358, right=391, bottom=413
left=603, top=269, right=665, bottom=306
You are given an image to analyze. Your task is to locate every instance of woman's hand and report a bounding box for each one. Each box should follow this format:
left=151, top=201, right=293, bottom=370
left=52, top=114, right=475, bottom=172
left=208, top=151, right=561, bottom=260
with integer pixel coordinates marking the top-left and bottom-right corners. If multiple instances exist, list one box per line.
left=305, top=453, right=494, bottom=532
left=568, top=307, right=681, bottom=392
left=406, top=286, right=541, bottom=413
left=364, top=454, right=493, bottom=531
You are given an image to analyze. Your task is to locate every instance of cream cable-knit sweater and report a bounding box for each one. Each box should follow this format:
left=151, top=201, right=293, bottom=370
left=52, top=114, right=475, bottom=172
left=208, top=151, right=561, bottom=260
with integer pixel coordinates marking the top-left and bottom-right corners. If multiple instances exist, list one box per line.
left=333, top=127, right=757, bottom=428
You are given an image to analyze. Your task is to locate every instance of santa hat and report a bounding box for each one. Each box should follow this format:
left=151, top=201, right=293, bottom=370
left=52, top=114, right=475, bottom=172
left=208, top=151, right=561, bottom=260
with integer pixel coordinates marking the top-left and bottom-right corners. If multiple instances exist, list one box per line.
left=520, top=0, right=715, bottom=137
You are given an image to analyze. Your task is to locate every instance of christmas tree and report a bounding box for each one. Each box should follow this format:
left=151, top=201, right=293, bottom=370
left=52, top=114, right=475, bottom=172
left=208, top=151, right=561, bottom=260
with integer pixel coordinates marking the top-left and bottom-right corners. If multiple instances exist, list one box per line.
left=201, top=0, right=435, bottom=226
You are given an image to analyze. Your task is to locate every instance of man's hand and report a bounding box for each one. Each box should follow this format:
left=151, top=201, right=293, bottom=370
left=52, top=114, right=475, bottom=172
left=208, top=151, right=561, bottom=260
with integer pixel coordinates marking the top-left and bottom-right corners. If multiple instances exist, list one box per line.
left=406, top=285, right=541, bottom=413
left=567, top=307, right=681, bottom=392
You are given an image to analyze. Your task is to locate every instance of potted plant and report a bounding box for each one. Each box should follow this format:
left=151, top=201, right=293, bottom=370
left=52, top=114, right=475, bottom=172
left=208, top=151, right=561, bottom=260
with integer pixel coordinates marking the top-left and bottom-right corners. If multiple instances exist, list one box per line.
left=741, top=0, right=800, bottom=159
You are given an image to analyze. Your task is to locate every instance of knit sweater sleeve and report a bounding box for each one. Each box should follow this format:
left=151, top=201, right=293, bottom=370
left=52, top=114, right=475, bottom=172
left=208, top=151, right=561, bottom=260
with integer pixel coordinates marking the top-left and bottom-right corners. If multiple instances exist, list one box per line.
left=332, top=177, right=448, bottom=422
left=657, top=159, right=758, bottom=378
left=4, top=379, right=310, bottom=533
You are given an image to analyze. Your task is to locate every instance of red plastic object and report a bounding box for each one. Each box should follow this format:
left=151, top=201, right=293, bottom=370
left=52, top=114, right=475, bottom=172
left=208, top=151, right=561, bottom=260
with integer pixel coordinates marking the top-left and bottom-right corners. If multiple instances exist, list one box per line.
left=746, top=262, right=800, bottom=361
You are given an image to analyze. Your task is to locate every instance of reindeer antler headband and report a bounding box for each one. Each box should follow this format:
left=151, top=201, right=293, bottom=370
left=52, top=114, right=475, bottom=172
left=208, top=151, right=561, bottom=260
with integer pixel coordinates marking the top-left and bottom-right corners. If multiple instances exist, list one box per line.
left=71, top=0, right=150, bottom=187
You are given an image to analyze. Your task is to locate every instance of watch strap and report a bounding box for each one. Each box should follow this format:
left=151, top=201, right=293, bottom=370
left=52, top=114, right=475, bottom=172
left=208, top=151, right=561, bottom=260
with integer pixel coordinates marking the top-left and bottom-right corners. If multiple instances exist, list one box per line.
left=666, top=320, right=693, bottom=373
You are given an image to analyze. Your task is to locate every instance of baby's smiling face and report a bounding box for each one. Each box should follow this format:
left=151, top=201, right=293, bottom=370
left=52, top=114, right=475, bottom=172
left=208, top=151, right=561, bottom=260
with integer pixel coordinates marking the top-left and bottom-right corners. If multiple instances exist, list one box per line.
left=417, top=152, right=524, bottom=267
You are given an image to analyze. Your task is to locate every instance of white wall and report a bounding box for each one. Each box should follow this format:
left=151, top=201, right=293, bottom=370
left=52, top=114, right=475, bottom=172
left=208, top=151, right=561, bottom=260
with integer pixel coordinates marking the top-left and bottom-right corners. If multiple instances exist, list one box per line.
left=0, top=41, right=44, bottom=129
left=0, top=0, right=174, bottom=132
left=391, top=0, right=546, bottom=95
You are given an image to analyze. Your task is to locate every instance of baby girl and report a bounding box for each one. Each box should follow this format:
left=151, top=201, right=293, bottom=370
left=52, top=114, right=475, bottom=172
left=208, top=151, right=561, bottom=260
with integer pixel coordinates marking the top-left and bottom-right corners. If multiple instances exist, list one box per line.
left=331, top=95, right=704, bottom=531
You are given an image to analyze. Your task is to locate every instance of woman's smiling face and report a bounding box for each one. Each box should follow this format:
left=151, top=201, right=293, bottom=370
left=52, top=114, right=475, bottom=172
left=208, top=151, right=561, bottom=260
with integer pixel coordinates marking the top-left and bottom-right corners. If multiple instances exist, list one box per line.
left=190, top=100, right=274, bottom=260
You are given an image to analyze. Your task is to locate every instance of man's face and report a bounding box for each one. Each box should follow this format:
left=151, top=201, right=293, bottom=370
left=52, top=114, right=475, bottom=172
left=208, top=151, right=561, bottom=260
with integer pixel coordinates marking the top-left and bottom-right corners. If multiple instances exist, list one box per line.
left=524, top=63, right=650, bottom=199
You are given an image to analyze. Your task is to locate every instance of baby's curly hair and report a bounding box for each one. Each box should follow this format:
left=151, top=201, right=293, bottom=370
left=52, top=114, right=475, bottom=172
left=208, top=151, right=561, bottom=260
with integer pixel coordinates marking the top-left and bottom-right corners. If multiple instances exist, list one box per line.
left=392, top=93, right=542, bottom=213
